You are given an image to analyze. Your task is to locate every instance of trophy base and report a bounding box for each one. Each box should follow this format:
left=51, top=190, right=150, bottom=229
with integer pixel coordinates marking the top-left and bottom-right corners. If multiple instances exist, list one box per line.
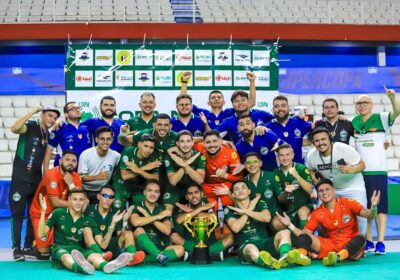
left=191, top=247, right=212, bottom=264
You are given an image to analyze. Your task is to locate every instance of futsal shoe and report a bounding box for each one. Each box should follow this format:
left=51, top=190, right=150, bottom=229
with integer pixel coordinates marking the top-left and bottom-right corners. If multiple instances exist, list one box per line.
left=102, top=251, right=113, bottom=261
left=364, top=240, right=375, bottom=252
left=157, top=252, right=169, bottom=266
left=259, top=251, right=281, bottom=270
left=71, top=249, right=95, bottom=275
left=13, top=247, right=25, bottom=261
left=128, top=251, right=146, bottom=266
left=322, top=252, right=339, bottom=266
left=103, top=252, right=132, bottom=273
left=23, top=247, right=37, bottom=259
left=211, top=251, right=224, bottom=262
left=287, top=249, right=312, bottom=266
left=374, top=242, right=386, bottom=255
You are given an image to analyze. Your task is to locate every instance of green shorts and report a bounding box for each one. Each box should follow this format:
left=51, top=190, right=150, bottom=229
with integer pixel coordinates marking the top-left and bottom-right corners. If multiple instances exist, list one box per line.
left=287, top=203, right=314, bottom=227
left=51, top=245, right=95, bottom=268
left=238, top=236, right=278, bottom=262
left=113, top=180, right=144, bottom=209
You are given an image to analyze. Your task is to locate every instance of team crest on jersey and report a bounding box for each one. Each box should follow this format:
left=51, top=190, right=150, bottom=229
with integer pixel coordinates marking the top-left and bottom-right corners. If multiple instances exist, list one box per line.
left=12, top=192, right=21, bottom=202
left=232, top=152, right=237, bottom=159
left=114, top=200, right=122, bottom=209
left=164, top=160, right=170, bottom=168
left=224, top=207, right=230, bottom=215
left=163, top=192, right=171, bottom=200
left=260, top=147, right=269, bottom=155
left=71, top=227, right=77, bottom=233
left=283, top=132, right=289, bottom=137
left=339, top=130, right=348, bottom=142
left=100, top=224, right=106, bottom=231
left=215, top=120, right=220, bottom=125
left=275, top=175, right=280, bottom=182
left=342, top=215, right=350, bottom=223
left=50, top=181, right=57, bottom=189
left=294, top=128, right=301, bottom=137
left=194, top=130, right=202, bottom=137
left=122, top=155, right=129, bottom=163
left=50, top=132, right=55, bottom=140
left=264, top=190, right=273, bottom=199
left=201, top=155, right=206, bottom=160
left=78, top=134, right=82, bottom=139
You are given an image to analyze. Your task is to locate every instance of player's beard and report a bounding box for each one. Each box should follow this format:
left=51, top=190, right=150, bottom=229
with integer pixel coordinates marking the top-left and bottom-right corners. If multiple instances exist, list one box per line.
left=275, top=111, right=289, bottom=123
left=61, top=164, right=76, bottom=173
left=101, top=109, right=116, bottom=118
left=240, top=129, right=252, bottom=139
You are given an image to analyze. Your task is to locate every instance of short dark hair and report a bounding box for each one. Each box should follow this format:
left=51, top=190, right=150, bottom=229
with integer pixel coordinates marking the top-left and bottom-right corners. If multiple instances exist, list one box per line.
left=275, top=143, right=293, bottom=153
left=231, top=90, right=248, bottom=103
left=95, top=126, right=114, bottom=138
left=237, top=114, right=254, bottom=123
left=176, top=94, right=192, bottom=104
left=140, top=92, right=155, bottom=100
left=100, top=95, right=116, bottom=105
left=139, top=133, right=156, bottom=143
left=203, top=130, right=221, bottom=140
left=310, top=127, right=331, bottom=140
left=243, top=151, right=261, bottom=161
left=68, top=188, right=86, bottom=197
left=62, top=149, right=77, bottom=158
left=99, top=185, right=115, bottom=194
left=315, top=178, right=334, bottom=190
left=322, top=98, right=339, bottom=109
left=177, top=130, right=193, bottom=141
left=145, top=179, right=161, bottom=189
left=156, top=113, right=171, bottom=122
left=185, top=184, right=202, bottom=194
left=63, top=101, right=77, bottom=113
left=231, top=180, right=248, bottom=192
left=273, top=95, right=288, bottom=103
left=209, top=90, right=223, bottom=100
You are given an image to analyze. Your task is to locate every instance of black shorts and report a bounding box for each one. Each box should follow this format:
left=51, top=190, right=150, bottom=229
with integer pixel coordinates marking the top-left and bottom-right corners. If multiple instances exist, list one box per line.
left=363, top=174, right=388, bottom=214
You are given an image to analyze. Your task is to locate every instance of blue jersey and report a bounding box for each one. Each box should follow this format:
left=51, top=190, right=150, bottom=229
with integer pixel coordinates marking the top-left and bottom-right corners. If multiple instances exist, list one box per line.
left=235, top=130, right=282, bottom=171
left=49, top=122, right=92, bottom=166
left=171, top=114, right=205, bottom=137
left=216, top=109, right=274, bottom=143
left=265, top=117, right=312, bottom=164
left=192, top=105, right=235, bottom=129
left=82, top=117, right=125, bottom=153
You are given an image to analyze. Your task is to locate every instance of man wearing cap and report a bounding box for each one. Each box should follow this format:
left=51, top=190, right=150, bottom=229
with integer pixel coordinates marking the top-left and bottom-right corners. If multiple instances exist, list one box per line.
left=9, top=105, right=60, bottom=260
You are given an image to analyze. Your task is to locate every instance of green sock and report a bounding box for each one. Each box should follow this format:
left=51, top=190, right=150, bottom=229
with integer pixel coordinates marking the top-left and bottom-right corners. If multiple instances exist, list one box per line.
left=256, top=256, right=264, bottom=267
left=163, top=249, right=178, bottom=262
left=71, top=262, right=81, bottom=273
left=89, top=244, right=103, bottom=254
left=209, top=240, right=225, bottom=254
left=136, top=233, right=161, bottom=256
left=279, top=243, right=292, bottom=258
left=299, top=220, right=308, bottom=229
left=144, top=255, right=158, bottom=263
left=126, top=245, right=137, bottom=254
left=183, top=240, right=196, bottom=253
left=99, top=261, right=107, bottom=271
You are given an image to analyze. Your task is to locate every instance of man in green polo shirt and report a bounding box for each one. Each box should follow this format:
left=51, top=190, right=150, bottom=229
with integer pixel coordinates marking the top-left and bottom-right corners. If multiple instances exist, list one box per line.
left=130, top=179, right=185, bottom=266
left=243, top=152, right=282, bottom=232
left=38, top=189, right=131, bottom=274
left=113, top=134, right=162, bottom=209
left=83, top=185, right=145, bottom=266
left=125, top=92, right=158, bottom=132
left=274, top=144, right=313, bottom=229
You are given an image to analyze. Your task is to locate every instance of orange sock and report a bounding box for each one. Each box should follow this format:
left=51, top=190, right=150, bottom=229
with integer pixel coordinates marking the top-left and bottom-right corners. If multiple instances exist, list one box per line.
left=338, top=249, right=349, bottom=261
left=299, top=248, right=308, bottom=256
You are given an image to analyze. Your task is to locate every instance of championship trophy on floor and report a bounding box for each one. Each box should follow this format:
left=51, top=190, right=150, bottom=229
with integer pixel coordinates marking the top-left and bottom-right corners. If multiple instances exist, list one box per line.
left=184, top=213, right=218, bottom=264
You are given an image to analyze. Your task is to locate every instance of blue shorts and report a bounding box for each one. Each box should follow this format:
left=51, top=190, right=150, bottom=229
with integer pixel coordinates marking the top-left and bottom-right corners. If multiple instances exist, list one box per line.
left=363, top=174, right=388, bottom=214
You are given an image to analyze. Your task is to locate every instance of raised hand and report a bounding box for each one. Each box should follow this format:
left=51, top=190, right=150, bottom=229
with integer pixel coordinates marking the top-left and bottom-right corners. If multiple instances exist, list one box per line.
left=275, top=212, right=291, bottom=227
left=370, top=190, right=381, bottom=208
left=39, top=193, right=47, bottom=211
left=123, top=206, right=135, bottom=222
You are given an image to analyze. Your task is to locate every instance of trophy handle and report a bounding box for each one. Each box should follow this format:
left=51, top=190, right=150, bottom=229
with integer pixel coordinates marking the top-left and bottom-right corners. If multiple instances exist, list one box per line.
left=183, top=214, right=195, bottom=238
left=206, top=214, right=218, bottom=238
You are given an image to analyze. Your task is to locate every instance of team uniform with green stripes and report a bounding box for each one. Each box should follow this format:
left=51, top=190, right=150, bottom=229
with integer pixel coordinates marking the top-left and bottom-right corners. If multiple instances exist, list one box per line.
left=112, top=147, right=161, bottom=209
left=85, top=204, right=123, bottom=257
left=46, top=208, right=93, bottom=267
left=163, top=150, right=206, bottom=204
left=126, top=114, right=157, bottom=132
left=244, top=171, right=282, bottom=216
left=224, top=201, right=278, bottom=261
left=352, top=112, right=393, bottom=213
left=273, top=163, right=314, bottom=227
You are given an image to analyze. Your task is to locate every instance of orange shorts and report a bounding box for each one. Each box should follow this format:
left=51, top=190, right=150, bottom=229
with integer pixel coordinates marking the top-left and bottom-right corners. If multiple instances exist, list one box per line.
left=316, top=236, right=351, bottom=259
left=32, top=216, right=54, bottom=249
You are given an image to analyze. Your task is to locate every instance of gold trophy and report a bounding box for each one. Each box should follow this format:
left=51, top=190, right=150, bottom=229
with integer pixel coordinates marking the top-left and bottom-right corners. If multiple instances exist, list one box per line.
left=183, top=214, right=218, bottom=264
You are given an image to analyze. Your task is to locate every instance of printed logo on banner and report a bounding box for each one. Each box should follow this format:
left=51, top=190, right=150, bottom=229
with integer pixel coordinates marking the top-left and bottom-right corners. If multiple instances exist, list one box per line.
left=155, top=71, right=173, bottom=87
left=234, top=50, right=251, bottom=66
left=252, top=50, right=270, bottom=67
left=78, top=100, right=100, bottom=121
left=254, top=71, right=270, bottom=87
left=135, top=49, right=153, bottom=66
left=95, top=50, right=113, bottom=66
left=194, top=50, right=212, bottom=66
left=135, top=70, right=153, bottom=87
left=75, top=71, right=93, bottom=87
left=214, top=49, right=231, bottom=66
left=175, top=70, right=193, bottom=86
left=233, top=71, right=249, bottom=87
left=175, top=49, right=193, bottom=66
left=76, top=49, right=93, bottom=66
left=115, top=70, right=134, bottom=87
left=214, top=70, right=232, bottom=86
left=95, top=71, right=113, bottom=87
left=194, top=70, right=213, bottom=87
left=155, top=50, right=173, bottom=66
left=116, top=50, right=133, bottom=66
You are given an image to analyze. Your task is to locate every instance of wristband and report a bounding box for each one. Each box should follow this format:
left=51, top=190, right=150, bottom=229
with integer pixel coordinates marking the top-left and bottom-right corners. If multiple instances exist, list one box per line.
left=288, top=223, right=295, bottom=231
left=123, top=221, right=128, bottom=228
left=181, top=80, right=188, bottom=83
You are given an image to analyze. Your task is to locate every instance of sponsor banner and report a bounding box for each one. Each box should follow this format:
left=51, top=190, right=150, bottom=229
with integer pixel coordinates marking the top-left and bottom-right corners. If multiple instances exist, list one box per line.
left=194, top=70, right=213, bottom=87
left=155, top=71, right=173, bottom=87
left=214, top=49, right=232, bottom=66
left=115, top=70, right=134, bottom=87
left=254, top=71, right=270, bottom=87
left=155, top=50, right=173, bottom=66
left=135, top=49, right=153, bottom=66
left=175, top=70, right=193, bottom=87
left=75, top=71, right=93, bottom=87
left=234, top=50, right=251, bottom=66
left=253, top=50, right=270, bottom=67
left=135, top=70, right=153, bottom=87
left=95, top=49, right=113, bottom=66
left=115, top=49, right=133, bottom=66
left=76, top=49, right=93, bottom=66
left=175, top=49, right=193, bottom=66
left=95, top=71, right=113, bottom=87
left=194, top=50, right=212, bottom=66
left=214, top=70, right=232, bottom=87
left=233, top=71, right=248, bottom=87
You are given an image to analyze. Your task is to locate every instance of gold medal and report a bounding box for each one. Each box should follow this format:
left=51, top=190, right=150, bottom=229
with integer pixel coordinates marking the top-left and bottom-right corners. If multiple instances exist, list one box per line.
left=71, top=227, right=77, bottom=233
left=283, top=132, right=289, bottom=137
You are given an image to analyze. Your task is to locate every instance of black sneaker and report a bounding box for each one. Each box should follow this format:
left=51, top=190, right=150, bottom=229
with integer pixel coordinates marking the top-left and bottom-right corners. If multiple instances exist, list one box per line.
left=23, top=247, right=37, bottom=259
left=156, top=252, right=169, bottom=266
left=13, top=247, right=25, bottom=261
left=211, top=251, right=224, bottom=262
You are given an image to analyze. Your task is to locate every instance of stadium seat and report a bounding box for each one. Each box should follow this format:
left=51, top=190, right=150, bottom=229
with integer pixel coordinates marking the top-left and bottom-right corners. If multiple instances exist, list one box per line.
left=387, top=158, right=399, bottom=171
left=12, top=97, right=27, bottom=108
left=0, top=108, right=14, bottom=118
left=340, top=94, right=355, bottom=105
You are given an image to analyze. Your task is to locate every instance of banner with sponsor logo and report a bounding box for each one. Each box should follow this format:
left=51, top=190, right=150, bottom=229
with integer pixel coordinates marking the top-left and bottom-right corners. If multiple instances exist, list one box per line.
left=66, top=44, right=278, bottom=120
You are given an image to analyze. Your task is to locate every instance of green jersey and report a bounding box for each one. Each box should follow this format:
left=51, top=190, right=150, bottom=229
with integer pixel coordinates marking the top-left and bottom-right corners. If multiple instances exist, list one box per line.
left=133, top=128, right=178, bottom=155
left=84, top=204, right=122, bottom=238
left=274, top=163, right=312, bottom=214
left=244, top=171, right=282, bottom=215
left=46, top=208, right=91, bottom=247
left=126, top=113, right=157, bottom=132
left=224, top=200, right=271, bottom=245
